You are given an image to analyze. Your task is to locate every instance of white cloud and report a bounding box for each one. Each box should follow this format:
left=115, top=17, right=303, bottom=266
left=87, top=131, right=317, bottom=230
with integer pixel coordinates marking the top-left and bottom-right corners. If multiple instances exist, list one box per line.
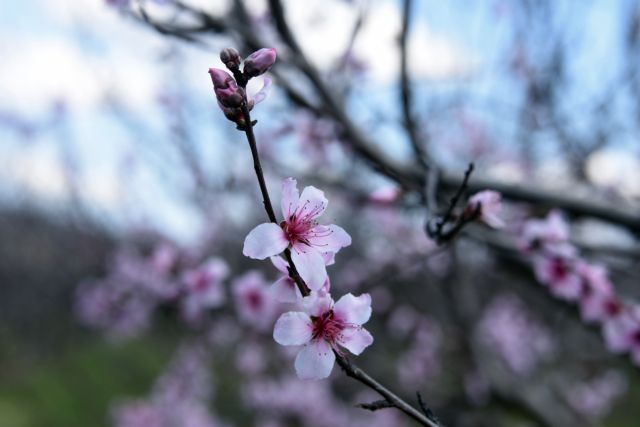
left=586, top=149, right=640, bottom=198
left=285, top=0, right=475, bottom=82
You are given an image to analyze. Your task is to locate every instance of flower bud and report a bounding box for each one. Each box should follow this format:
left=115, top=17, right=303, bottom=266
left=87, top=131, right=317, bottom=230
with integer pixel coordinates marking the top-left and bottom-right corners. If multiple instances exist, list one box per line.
left=208, top=68, right=234, bottom=89
left=220, top=47, right=242, bottom=69
left=243, top=48, right=277, bottom=78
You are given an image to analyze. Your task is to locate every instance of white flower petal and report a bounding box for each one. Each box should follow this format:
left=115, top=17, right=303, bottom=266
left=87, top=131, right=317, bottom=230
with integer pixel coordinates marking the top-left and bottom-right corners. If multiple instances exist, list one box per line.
left=294, top=339, right=335, bottom=380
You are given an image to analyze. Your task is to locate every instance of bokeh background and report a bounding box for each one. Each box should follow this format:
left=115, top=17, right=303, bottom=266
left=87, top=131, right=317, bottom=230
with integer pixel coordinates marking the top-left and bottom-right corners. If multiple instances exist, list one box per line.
left=1, top=0, right=639, bottom=426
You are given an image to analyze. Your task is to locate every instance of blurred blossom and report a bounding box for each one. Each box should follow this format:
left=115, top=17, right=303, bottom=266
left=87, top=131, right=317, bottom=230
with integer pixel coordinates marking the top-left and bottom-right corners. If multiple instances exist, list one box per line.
left=466, top=190, right=505, bottom=228
left=112, top=344, right=223, bottom=427
left=368, top=186, right=402, bottom=205
left=519, top=210, right=570, bottom=252
left=233, top=270, right=279, bottom=331
left=532, top=253, right=582, bottom=301
left=180, top=258, right=229, bottom=323
left=397, top=318, right=442, bottom=389
left=576, top=261, right=616, bottom=323
left=565, top=371, right=628, bottom=420
left=235, top=341, right=268, bottom=375
left=75, top=278, right=155, bottom=339
left=476, top=294, right=555, bottom=375
left=245, top=376, right=406, bottom=427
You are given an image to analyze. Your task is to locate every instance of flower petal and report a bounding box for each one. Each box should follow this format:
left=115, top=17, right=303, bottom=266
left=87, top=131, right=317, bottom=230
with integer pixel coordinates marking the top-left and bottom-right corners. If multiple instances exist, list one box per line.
left=302, top=293, right=333, bottom=317
left=296, top=185, right=328, bottom=220
left=334, top=293, right=372, bottom=325
left=308, top=224, right=352, bottom=253
left=291, top=247, right=327, bottom=291
left=338, top=327, right=373, bottom=355
left=281, top=177, right=300, bottom=220
left=274, top=312, right=313, bottom=346
left=294, top=339, right=335, bottom=380
left=271, top=276, right=300, bottom=303
left=270, top=255, right=289, bottom=274
left=243, top=223, right=288, bottom=260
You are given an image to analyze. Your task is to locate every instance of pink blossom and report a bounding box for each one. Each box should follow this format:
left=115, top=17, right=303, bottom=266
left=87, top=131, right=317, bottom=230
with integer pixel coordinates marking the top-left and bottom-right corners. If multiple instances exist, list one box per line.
left=233, top=271, right=279, bottom=331
left=368, top=186, right=402, bottom=205
left=273, top=292, right=373, bottom=379
left=533, top=253, right=582, bottom=301
left=243, top=178, right=351, bottom=290
left=243, top=48, right=277, bottom=78
left=602, top=306, right=640, bottom=359
left=520, top=209, right=570, bottom=251
left=269, top=255, right=331, bottom=303
left=467, top=190, right=505, bottom=228
left=180, top=258, right=229, bottom=322
left=576, top=261, right=615, bottom=323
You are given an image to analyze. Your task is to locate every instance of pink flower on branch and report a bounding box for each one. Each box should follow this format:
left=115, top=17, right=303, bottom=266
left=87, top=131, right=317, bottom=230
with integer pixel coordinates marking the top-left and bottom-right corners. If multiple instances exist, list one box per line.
left=273, top=293, right=373, bottom=380
left=180, top=258, right=228, bottom=322
left=466, top=190, right=505, bottom=228
left=243, top=178, right=351, bottom=291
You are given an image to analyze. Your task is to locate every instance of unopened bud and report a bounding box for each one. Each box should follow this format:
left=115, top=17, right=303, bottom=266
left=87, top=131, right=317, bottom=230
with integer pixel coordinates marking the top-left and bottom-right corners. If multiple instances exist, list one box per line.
left=220, top=48, right=242, bottom=70
left=243, top=48, right=277, bottom=78
left=216, top=85, right=245, bottom=108
left=208, top=68, right=234, bottom=89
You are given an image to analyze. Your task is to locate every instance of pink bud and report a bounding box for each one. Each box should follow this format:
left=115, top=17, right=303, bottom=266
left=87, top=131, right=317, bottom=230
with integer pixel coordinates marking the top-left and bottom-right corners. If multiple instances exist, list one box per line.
left=220, top=47, right=242, bottom=69
left=208, top=68, right=233, bottom=89
left=243, top=48, right=277, bottom=78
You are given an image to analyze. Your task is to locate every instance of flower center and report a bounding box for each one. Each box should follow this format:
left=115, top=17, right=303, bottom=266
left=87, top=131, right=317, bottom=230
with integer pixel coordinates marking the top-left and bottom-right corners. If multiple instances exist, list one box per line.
left=246, top=290, right=263, bottom=310
left=311, top=311, right=345, bottom=344
left=550, top=258, right=569, bottom=280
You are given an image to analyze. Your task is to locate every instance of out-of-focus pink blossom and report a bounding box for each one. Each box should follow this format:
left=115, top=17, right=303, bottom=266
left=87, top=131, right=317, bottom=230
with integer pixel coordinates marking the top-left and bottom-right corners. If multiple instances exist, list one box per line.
left=233, top=270, right=279, bottom=331
left=112, top=344, right=221, bottom=427
left=368, top=186, right=402, bottom=205
left=520, top=209, right=570, bottom=251
left=180, top=258, right=229, bottom=322
left=565, top=371, right=628, bottom=420
left=533, top=253, right=582, bottom=301
left=467, top=190, right=505, bottom=228
left=243, top=48, right=277, bottom=78
left=270, top=256, right=303, bottom=303
left=243, top=178, right=351, bottom=290
left=477, top=294, right=555, bottom=376
left=273, top=292, right=373, bottom=379
left=602, top=306, right=640, bottom=356
left=576, top=261, right=616, bottom=323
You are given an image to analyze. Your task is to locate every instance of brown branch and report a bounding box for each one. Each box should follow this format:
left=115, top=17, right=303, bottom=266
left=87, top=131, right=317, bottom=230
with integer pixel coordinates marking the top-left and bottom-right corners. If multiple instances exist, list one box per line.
left=399, top=0, right=429, bottom=172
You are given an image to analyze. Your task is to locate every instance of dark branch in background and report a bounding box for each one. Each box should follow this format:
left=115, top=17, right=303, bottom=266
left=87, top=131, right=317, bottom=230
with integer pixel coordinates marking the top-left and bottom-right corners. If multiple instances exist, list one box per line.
left=131, top=0, right=640, bottom=233
left=427, top=163, right=479, bottom=244
left=399, top=0, right=429, bottom=173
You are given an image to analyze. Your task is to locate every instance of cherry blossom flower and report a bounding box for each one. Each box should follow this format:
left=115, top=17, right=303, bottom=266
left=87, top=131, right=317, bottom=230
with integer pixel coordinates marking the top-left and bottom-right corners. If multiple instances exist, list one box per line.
left=602, top=306, right=640, bottom=358
left=180, top=258, right=229, bottom=322
left=466, top=190, right=505, bottom=228
left=520, top=209, right=570, bottom=251
left=243, top=178, right=351, bottom=290
left=269, top=255, right=331, bottom=303
left=273, top=293, right=373, bottom=380
left=533, top=253, right=582, bottom=301
left=576, top=261, right=616, bottom=323
left=233, top=270, right=279, bottom=331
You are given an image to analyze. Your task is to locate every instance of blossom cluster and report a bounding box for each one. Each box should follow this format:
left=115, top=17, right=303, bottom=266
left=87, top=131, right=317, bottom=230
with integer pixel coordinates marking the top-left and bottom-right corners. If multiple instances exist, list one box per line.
left=111, top=343, right=226, bottom=427
left=519, top=210, right=640, bottom=365
left=243, top=178, right=374, bottom=380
